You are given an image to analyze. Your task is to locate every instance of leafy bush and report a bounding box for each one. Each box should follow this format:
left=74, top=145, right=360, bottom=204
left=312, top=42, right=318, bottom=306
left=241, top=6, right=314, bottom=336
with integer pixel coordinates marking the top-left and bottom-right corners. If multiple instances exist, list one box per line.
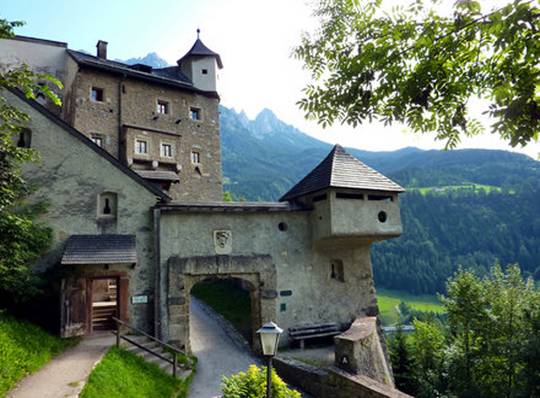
left=0, top=313, right=74, bottom=396
left=222, top=364, right=301, bottom=398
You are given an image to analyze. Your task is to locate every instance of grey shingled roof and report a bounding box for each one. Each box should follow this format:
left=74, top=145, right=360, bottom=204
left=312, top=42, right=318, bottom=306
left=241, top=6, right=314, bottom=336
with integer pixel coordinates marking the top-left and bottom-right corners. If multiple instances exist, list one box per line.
left=61, top=235, right=137, bottom=265
left=280, top=145, right=405, bottom=202
left=177, top=38, right=223, bottom=69
left=135, top=170, right=180, bottom=182
left=67, top=50, right=219, bottom=98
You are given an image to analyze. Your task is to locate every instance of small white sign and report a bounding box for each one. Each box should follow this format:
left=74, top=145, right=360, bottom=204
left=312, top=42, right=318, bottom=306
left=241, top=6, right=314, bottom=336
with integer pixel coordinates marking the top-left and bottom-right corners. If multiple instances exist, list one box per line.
left=131, top=295, right=148, bottom=304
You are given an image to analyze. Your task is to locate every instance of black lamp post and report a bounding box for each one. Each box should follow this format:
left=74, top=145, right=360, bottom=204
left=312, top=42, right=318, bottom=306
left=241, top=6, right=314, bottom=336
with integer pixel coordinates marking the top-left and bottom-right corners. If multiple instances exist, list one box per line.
left=257, top=321, right=283, bottom=398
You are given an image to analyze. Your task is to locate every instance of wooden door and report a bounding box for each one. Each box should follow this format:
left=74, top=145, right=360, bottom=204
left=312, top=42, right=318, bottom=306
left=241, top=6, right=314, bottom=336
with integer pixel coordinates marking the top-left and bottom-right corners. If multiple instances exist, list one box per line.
left=60, top=277, right=88, bottom=338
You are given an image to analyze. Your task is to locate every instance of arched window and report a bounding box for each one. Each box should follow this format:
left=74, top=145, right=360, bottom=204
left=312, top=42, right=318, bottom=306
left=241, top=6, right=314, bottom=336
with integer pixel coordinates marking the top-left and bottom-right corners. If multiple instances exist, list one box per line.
left=17, top=128, right=32, bottom=148
left=98, top=192, right=118, bottom=218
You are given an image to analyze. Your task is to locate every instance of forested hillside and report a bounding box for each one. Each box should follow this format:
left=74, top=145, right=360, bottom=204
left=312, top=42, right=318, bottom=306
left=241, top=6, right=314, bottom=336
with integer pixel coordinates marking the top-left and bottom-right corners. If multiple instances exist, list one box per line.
left=221, top=106, right=540, bottom=294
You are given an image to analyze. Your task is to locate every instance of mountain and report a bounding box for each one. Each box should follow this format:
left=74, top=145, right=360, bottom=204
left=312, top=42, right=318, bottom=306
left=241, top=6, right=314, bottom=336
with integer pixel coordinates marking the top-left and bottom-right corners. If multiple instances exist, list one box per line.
left=122, top=52, right=170, bottom=68
left=220, top=106, right=540, bottom=294
left=220, top=106, right=540, bottom=200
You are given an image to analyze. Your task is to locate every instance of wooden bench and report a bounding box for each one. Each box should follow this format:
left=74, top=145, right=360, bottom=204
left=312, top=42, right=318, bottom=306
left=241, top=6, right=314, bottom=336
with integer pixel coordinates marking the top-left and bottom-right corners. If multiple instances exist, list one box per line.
left=288, top=323, right=341, bottom=349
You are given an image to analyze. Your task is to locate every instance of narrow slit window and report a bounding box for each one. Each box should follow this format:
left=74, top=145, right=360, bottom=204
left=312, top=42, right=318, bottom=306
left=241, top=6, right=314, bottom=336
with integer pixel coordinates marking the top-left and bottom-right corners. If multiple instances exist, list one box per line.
left=336, top=192, right=364, bottom=200
left=190, top=107, right=201, bottom=121
left=91, top=134, right=103, bottom=147
left=330, top=259, right=345, bottom=282
left=156, top=100, right=169, bottom=114
left=191, top=151, right=201, bottom=164
left=17, top=129, right=32, bottom=148
left=135, top=140, right=148, bottom=154
left=367, top=194, right=393, bottom=202
left=161, top=143, right=173, bottom=158
left=98, top=192, right=117, bottom=218
left=90, top=87, right=104, bottom=102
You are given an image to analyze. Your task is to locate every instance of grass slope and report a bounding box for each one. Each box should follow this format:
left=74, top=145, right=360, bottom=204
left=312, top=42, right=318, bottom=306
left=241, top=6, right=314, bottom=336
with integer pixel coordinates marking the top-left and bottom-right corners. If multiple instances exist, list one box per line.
left=376, top=288, right=444, bottom=325
left=191, top=279, right=252, bottom=342
left=80, top=347, right=190, bottom=398
left=0, top=313, right=75, bottom=397
left=408, top=184, right=502, bottom=195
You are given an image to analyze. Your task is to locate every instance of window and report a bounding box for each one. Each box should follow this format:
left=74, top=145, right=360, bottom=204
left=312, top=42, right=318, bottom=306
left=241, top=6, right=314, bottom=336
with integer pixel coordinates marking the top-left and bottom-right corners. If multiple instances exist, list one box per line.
left=135, top=139, right=148, bottom=154
left=16, top=129, right=32, bottom=148
left=331, top=259, right=345, bottom=282
left=202, top=69, right=208, bottom=75
left=156, top=100, right=169, bottom=115
left=190, top=107, right=201, bottom=121
left=98, top=192, right=117, bottom=218
left=161, top=143, right=173, bottom=158
left=191, top=151, right=200, bottom=164
left=90, top=87, right=104, bottom=102
left=91, top=134, right=103, bottom=147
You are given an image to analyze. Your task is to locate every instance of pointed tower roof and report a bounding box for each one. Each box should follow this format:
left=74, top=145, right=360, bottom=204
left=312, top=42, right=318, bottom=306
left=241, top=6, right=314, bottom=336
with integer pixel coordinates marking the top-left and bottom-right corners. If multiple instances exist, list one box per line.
left=177, top=29, right=223, bottom=69
left=280, top=145, right=405, bottom=202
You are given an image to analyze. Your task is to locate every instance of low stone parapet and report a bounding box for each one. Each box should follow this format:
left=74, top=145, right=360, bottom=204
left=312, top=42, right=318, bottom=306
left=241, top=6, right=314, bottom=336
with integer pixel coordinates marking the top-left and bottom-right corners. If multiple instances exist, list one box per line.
left=274, top=356, right=411, bottom=398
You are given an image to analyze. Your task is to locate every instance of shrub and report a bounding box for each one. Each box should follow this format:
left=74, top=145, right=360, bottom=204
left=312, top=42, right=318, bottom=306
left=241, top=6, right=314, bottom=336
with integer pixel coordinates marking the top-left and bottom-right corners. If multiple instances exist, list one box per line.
left=222, top=364, right=301, bottom=398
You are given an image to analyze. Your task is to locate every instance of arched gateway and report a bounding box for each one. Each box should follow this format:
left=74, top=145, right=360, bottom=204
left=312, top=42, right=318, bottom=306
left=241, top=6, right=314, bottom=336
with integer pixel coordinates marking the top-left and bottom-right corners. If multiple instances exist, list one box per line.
left=166, top=254, right=277, bottom=352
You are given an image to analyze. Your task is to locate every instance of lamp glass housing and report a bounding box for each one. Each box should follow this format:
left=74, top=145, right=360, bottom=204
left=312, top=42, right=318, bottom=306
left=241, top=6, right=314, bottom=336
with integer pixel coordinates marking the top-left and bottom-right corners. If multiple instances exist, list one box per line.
left=257, top=322, right=283, bottom=357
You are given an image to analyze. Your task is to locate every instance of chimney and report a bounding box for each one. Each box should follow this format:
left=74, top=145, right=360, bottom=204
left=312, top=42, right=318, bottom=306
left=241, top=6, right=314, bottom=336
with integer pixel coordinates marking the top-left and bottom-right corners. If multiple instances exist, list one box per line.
left=96, top=40, right=108, bottom=59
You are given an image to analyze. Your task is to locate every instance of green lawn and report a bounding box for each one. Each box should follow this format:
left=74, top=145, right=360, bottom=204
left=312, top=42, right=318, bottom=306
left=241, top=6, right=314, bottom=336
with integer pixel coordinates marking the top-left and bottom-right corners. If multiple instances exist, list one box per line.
left=191, top=279, right=252, bottom=342
left=409, top=184, right=502, bottom=195
left=80, top=347, right=191, bottom=398
left=0, top=313, right=76, bottom=397
left=376, top=288, right=444, bottom=326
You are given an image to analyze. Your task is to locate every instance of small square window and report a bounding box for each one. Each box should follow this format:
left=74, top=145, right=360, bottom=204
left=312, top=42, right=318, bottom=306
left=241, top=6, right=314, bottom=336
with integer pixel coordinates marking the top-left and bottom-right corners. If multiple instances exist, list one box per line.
left=90, top=87, right=104, bottom=102
left=202, top=69, right=208, bottom=75
left=135, top=139, right=148, bottom=154
left=191, top=151, right=200, bottom=164
left=91, top=134, right=103, bottom=147
left=157, top=100, right=169, bottom=114
left=161, top=143, right=173, bottom=158
left=190, top=107, right=201, bottom=121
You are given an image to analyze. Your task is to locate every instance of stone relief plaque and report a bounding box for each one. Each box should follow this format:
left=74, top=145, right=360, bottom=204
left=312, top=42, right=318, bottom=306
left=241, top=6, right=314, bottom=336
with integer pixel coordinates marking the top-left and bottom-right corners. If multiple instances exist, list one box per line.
left=213, top=230, right=232, bottom=254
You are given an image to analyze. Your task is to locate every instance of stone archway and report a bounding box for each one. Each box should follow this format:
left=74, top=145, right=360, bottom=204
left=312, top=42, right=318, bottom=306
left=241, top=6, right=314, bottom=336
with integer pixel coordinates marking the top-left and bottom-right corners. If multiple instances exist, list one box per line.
left=166, top=254, right=277, bottom=352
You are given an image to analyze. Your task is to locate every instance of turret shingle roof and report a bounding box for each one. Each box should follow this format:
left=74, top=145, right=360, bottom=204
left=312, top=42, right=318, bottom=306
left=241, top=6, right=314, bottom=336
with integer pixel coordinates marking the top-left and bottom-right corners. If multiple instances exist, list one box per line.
left=177, top=38, right=223, bottom=69
left=280, top=145, right=405, bottom=202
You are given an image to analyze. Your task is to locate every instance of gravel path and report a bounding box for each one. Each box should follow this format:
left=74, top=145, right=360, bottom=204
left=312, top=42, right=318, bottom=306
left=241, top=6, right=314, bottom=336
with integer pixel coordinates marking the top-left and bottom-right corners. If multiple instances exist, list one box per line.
left=189, top=297, right=259, bottom=398
left=8, top=334, right=114, bottom=398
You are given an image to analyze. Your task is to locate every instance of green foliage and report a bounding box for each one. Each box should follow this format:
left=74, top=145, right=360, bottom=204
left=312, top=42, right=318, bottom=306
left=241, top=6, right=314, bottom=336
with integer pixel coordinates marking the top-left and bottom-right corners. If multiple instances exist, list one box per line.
left=391, top=265, right=540, bottom=397
left=295, top=0, right=540, bottom=149
left=221, top=364, right=301, bottom=398
left=373, top=181, right=540, bottom=294
left=0, top=312, right=76, bottom=396
left=191, top=279, right=252, bottom=342
left=0, top=19, right=61, bottom=303
left=80, top=347, right=190, bottom=398
left=376, top=288, right=443, bottom=325
left=388, top=324, right=414, bottom=394
left=223, top=190, right=234, bottom=202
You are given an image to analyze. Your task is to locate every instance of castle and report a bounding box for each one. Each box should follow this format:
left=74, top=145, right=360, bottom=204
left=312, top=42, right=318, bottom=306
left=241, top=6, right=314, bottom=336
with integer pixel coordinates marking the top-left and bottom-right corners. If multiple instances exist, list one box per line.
left=1, top=33, right=405, bottom=391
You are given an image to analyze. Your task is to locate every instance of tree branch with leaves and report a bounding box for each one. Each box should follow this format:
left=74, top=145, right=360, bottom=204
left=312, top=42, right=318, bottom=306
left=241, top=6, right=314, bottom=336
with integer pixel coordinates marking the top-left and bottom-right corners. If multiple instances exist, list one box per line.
left=294, top=0, right=540, bottom=149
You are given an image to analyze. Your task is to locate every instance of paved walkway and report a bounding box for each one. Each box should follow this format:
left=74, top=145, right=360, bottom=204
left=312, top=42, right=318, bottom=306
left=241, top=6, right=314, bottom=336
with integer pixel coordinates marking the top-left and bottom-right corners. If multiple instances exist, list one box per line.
left=8, top=334, right=114, bottom=398
left=189, top=297, right=259, bottom=398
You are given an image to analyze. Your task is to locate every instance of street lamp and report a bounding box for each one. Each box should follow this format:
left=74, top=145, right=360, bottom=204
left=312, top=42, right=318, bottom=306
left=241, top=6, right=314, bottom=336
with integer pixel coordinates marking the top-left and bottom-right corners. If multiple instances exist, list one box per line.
left=257, top=321, right=283, bottom=398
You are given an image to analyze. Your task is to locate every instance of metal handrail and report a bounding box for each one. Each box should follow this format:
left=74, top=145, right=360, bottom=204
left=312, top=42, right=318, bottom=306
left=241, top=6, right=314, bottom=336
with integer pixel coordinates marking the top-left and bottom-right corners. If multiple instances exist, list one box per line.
left=112, top=317, right=190, bottom=377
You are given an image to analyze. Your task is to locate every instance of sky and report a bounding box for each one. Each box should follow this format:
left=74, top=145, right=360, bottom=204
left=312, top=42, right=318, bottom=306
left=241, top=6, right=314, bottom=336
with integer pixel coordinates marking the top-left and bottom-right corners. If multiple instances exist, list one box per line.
left=3, top=0, right=539, bottom=158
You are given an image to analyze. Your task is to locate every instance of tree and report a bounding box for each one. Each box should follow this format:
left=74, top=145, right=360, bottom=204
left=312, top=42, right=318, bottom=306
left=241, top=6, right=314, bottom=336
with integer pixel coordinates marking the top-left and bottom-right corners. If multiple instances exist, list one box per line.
left=295, top=0, right=540, bottom=149
left=0, top=19, right=61, bottom=302
left=389, top=323, right=415, bottom=394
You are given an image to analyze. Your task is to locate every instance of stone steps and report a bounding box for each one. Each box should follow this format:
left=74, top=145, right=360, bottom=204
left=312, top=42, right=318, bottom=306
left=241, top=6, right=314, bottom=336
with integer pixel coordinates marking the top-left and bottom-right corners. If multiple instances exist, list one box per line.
left=120, top=335, right=192, bottom=379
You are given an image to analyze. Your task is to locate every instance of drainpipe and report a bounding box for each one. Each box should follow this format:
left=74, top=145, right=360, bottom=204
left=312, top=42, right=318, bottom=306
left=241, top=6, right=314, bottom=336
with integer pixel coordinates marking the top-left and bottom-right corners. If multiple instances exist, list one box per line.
left=153, top=207, right=162, bottom=338
left=118, top=73, right=126, bottom=160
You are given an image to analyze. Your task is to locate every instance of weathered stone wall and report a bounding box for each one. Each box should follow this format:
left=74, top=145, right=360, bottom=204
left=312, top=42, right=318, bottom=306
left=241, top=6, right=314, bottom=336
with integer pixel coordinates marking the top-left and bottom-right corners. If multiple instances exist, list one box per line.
left=3, top=90, right=160, bottom=332
left=274, top=357, right=411, bottom=398
left=158, top=208, right=382, bottom=349
left=66, top=67, right=222, bottom=201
